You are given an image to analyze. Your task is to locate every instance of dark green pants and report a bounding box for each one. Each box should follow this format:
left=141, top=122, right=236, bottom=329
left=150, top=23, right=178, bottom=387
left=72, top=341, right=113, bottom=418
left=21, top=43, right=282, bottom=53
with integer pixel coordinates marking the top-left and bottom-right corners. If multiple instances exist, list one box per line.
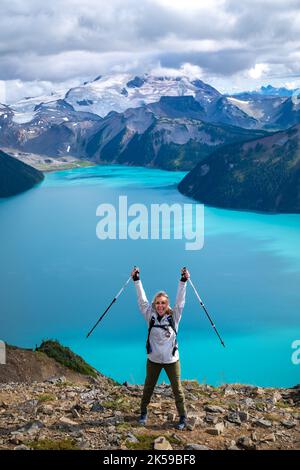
left=141, top=359, right=187, bottom=417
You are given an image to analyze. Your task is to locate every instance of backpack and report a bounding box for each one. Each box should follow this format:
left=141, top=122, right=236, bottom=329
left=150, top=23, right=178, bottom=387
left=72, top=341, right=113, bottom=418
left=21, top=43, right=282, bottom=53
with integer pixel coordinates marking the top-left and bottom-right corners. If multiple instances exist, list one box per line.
left=146, top=314, right=178, bottom=356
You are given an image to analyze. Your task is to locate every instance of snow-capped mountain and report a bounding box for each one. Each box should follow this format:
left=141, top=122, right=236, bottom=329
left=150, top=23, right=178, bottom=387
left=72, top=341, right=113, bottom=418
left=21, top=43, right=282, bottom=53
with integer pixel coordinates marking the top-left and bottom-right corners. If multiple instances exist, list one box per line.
left=64, top=73, right=221, bottom=117
left=61, top=74, right=261, bottom=129
left=0, top=99, right=101, bottom=156
left=2, top=74, right=300, bottom=168
left=9, top=74, right=258, bottom=129
left=10, top=89, right=68, bottom=124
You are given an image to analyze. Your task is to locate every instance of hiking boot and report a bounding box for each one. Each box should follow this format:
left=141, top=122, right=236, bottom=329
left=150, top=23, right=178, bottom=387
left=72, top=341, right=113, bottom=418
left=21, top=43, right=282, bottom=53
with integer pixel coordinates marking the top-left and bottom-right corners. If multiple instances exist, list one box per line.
left=138, top=412, right=148, bottom=426
left=176, top=415, right=187, bottom=430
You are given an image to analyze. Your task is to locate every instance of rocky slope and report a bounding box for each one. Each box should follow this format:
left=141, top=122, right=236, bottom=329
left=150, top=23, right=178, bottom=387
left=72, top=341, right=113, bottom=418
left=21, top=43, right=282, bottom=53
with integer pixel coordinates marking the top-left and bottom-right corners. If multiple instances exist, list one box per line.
left=0, top=96, right=266, bottom=170
left=0, top=344, right=299, bottom=450
left=178, top=124, right=300, bottom=213
left=81, top=97, right=267, bottom=171
left=0, top=149, right=44, bottom=197
left=0, top=100, right=101, bottom=158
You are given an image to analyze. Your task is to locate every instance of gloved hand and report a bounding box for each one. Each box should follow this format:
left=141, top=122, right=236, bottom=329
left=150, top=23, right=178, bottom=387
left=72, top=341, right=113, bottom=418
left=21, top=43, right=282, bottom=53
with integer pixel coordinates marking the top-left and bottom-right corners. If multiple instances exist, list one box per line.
left=180, top=267, right=190, bottom=282
left=131, top=266, right=140, bottom=281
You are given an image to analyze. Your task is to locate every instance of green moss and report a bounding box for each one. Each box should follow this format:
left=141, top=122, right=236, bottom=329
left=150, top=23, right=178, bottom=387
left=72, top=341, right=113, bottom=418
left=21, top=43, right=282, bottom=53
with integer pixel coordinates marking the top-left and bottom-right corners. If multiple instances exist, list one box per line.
left=275, top=401, right=292, bottom=409
left=36, top=340, right=97, bottom=378
left=102, top=396, right=136, bottom=412
left=115, top=422, right=133, bottom=431
left=126, top=433, right=155, bottom=450
left=26, top=438, right=79, bottom=450
left=37, top=393, right=56, bottom=403
left=126, top=433, right=178, bottom=450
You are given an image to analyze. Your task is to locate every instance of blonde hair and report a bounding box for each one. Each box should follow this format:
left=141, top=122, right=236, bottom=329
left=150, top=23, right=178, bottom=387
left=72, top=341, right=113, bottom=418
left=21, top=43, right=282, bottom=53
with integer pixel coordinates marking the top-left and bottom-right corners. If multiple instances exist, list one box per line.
left=151, top=291, right=173, bottom=315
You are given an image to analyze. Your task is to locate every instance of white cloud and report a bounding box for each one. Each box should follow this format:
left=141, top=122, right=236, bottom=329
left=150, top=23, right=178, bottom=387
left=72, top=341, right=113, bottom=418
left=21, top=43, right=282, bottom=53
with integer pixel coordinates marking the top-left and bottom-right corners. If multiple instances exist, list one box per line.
left=248, top=63, right=270, bottom=79
left=0, top=0, right=300, bottom=100
left=150, top=62, right=204, bottom=79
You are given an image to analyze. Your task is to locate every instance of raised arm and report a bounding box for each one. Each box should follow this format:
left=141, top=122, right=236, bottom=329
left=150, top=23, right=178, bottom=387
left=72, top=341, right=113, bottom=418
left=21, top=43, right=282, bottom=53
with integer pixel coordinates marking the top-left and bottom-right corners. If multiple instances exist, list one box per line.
left=173, top=267, right=190, bottom=326
left=131, top=267, right=151, bottom=323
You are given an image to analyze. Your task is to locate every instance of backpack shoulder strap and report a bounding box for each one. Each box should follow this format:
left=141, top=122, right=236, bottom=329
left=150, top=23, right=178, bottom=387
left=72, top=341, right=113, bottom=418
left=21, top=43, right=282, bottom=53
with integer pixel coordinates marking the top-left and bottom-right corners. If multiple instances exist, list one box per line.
left=146, top=316, right=155, bottom=354
left=166, top=314, right=177, bottom=336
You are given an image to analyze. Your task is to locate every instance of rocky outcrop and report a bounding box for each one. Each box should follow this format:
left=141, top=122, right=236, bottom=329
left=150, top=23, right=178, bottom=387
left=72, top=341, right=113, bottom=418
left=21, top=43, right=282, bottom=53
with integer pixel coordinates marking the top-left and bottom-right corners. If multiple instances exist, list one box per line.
left=0, top=344, right=299, bottom=450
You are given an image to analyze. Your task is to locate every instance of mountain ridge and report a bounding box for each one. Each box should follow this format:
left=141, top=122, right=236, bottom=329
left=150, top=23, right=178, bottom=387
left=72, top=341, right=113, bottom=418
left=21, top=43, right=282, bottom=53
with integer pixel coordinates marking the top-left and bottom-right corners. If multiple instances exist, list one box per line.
left=0, top=149, right=44, bottom=197
left=178, top=123, right=300, bottom=213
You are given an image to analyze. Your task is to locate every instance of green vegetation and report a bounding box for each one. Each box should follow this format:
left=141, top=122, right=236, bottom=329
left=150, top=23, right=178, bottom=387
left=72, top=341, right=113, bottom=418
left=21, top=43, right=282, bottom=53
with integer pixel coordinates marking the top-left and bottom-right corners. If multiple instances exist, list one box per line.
left=126, top=433, right=155, bottom=450
left=37, top=393, right=56, bottom=403
left=126, top=432, right=180, bottom=450
left=26, top=438, right=79, bottom=450
left=41, top=160, right=95, bottom=172
left=36, top=340, right=97, bottom=378
left=102, top=395, right=137, bottom=412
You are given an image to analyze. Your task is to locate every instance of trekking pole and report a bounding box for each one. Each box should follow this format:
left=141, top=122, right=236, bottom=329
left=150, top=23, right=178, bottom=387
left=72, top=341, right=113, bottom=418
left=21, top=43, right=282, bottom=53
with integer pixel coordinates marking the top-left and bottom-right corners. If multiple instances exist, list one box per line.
left=188, top=277, right=225, bottom=348
left=86, top=269, right=133, bottom=338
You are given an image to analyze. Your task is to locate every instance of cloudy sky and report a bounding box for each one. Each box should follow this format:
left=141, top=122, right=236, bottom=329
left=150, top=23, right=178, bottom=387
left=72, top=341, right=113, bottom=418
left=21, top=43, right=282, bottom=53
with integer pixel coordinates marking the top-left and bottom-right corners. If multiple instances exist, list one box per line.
left=1, top=0, right=300, bottom=103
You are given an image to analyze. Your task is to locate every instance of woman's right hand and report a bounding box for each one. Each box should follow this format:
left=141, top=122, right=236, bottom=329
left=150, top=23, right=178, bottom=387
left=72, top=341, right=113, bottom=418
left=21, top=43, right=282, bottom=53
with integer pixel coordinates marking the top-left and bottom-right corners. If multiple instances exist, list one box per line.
left=181, top=267, right=190, bottom=282
left=131, top=266, right=140, bottom=281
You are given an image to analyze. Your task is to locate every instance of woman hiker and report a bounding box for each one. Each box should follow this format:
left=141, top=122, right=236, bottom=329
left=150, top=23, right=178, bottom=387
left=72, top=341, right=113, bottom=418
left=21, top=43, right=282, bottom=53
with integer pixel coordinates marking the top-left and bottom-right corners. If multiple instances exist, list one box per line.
left=131, top=266, right=190, bottom=431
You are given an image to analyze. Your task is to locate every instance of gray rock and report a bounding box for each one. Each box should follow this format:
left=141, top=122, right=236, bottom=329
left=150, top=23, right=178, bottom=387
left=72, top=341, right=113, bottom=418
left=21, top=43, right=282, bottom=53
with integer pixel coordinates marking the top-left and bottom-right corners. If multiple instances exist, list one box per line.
left=154, top=436, right=173, bottom=450
left=242, top=398, right=255, bottom=408
left=105, top=416, right=124, bottom=426
left=226, top=440, right=240, bottom=450
left=186, top=417, right=198, bottom=431
left=91, top=401, right=105, bottom=412
left=47, top=376, right=66, bottom=384
left=18, top=399, right=38, bottom=414
left=271, top=391, right=282, bottom=404
left=185, top=443, right=212, bottom=450
left=57, top=416, right=79, bottom=430
left=255, top=418, right=272, bottom=428
left=223, top=387, right=237, bottom=397
left=205, top=413, right=219, bottom=425
left=207, top=422, right=225, bottom=435
left=238, top=411, right=249, bottom=422
left=237, top=436, right=256, bottom=450
left=281, top=419, right=296, bottom=429
left=17, top=420, right=45, bottom=434
left=227, top=411, right=241, bottom=425
left=37, top=404, right=53, bottom=415
left=126, top=433, right=139, bottom=444
left=204, top=405, right=225, bottom=414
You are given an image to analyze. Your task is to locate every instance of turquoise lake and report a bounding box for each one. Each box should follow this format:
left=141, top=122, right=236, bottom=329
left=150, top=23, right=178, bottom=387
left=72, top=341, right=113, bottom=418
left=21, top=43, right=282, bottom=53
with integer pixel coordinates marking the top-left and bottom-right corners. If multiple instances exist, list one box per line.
left=1, top=164, right=300, bottom=387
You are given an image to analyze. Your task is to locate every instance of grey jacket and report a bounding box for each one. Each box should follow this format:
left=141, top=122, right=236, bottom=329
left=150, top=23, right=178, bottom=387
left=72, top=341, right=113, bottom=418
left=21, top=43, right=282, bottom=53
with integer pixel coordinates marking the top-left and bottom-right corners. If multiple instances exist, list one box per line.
left=134, top=279, right=187, bottom=364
